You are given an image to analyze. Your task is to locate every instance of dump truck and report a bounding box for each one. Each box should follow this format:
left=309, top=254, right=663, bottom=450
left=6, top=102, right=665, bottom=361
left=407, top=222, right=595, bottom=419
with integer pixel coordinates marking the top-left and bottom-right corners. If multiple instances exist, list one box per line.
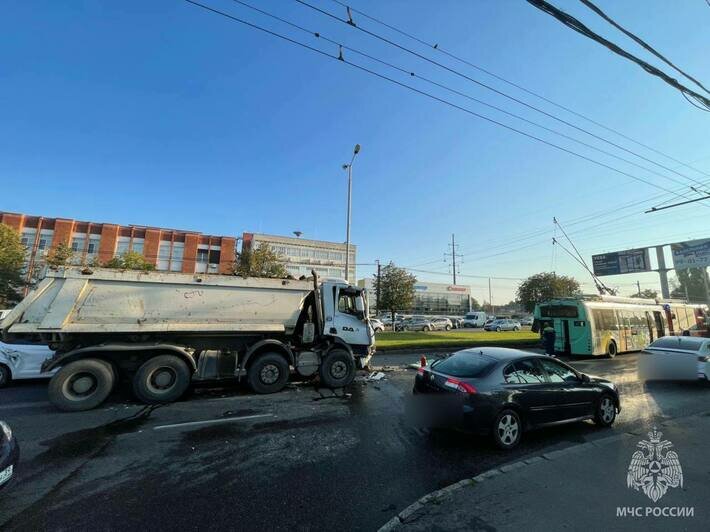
left=0, top=268, right=375, bottom=411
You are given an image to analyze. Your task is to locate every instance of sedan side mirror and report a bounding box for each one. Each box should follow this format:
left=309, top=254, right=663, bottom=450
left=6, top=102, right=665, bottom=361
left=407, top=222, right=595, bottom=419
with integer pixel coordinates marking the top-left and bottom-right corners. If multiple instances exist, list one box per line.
left=580, top=373, right=590, bottom=383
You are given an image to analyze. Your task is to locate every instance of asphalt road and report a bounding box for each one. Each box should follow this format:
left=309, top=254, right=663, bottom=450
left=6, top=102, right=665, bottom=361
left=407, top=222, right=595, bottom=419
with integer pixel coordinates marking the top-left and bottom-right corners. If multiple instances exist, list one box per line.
left=1, top=350, right=708, bottom=531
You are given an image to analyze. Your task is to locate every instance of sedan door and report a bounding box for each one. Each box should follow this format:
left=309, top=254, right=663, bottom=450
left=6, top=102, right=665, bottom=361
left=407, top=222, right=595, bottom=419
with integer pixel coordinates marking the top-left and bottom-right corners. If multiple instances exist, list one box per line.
left=502, top=358, right=560, bottom=427
left=537, top=358, right=597, bottom=420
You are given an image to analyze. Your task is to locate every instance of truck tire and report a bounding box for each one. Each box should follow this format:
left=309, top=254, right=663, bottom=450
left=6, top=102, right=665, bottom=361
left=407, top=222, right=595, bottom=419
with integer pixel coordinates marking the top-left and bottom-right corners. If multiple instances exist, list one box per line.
left=247, top=352, right=290, bottom=394
left=132, top=355, right=191, bottom=404
left=48, top=358, right=115, bottom=411
left=319, top=349, right=355, bottom=388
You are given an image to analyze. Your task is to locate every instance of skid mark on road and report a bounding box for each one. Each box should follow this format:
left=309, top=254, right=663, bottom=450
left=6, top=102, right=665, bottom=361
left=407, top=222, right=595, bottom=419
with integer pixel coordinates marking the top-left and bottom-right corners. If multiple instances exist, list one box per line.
left=153, top=413, right=274, bottom=431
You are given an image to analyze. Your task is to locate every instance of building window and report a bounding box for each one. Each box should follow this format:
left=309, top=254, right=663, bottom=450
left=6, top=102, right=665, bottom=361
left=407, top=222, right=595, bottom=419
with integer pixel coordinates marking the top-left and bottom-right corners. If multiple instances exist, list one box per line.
left=21, top=230, right=36, bottom=249
left=116, top=236, right=131, bottom=257
left=132, top=238, right=144, bottom=255
left=170, top=242, right=184, bottom=272
left=87, top=236, right=100, bottom=257
left=157, top=241, right=171, bottom=271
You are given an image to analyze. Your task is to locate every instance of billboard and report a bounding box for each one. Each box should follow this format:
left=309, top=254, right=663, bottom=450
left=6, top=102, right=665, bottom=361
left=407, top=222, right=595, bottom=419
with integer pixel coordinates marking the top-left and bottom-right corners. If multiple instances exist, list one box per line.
left=671, top=238, right=710, bottom=270
left=592, top=248, right=651, bottom=276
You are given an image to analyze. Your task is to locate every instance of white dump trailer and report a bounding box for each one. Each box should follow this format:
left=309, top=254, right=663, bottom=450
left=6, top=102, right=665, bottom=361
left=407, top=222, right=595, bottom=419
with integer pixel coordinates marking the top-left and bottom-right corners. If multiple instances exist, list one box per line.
left=0, top=268, right=375, bottom=411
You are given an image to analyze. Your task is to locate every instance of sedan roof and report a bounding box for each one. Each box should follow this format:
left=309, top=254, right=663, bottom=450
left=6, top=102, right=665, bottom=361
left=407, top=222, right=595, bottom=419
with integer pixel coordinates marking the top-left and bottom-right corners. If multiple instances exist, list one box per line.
left=456, top=347, right=540, bottom=361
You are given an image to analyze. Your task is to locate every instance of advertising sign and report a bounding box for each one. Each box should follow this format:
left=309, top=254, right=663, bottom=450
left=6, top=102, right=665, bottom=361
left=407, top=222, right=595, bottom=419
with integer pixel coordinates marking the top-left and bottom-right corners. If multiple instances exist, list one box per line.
left=671, top=238, right=710, bottom=270
left=592, top=248, right=651, bottom=276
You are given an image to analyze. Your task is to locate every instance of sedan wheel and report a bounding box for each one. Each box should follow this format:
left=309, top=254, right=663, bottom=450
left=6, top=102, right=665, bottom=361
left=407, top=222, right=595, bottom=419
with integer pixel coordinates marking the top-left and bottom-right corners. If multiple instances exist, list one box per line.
left=493, top=409, right=522, bottom=450
left=496, top=326, right=502, bottom=332
left=594, top=395, right=617, bottom=427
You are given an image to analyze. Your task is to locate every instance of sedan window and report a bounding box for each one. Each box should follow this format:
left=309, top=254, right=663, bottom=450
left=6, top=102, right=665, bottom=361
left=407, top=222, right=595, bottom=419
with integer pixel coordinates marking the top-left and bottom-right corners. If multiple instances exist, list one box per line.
left=505, top=359, right=546, bottom=384
left=433, top=352, right=496, bottom=378
left=648, top=337, right=702, bottom=352
left=539, top=359, right=578, bottom=383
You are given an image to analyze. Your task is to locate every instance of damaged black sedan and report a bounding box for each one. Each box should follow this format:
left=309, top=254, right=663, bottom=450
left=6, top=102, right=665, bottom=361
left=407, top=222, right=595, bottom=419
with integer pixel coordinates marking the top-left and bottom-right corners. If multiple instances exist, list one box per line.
left=412, top=348, right=620, bottom=449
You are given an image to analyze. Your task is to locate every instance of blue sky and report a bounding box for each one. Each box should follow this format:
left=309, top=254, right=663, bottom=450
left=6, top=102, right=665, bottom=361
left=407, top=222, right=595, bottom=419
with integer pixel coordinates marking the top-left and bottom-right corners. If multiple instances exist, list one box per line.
left=2, top=0, right=709, bottom=304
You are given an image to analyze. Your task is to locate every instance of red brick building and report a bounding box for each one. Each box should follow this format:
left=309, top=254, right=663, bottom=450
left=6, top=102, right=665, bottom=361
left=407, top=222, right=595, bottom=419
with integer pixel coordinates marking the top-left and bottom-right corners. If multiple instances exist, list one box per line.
left=0, top=211, right=237, bottom=283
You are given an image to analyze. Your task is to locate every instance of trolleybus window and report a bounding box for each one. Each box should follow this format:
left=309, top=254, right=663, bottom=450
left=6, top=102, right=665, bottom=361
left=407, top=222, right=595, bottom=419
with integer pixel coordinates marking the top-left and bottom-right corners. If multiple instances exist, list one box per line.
left=540, top=305, right=578, bottom=318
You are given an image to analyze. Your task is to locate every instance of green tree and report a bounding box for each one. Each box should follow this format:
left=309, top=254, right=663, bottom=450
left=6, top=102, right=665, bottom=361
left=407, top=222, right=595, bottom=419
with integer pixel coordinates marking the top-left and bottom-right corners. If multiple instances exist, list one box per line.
left=0, top=223, right=26, bottom=306
left=235, top=243, right=289, bottom=278
left=516, top=272, right=580, bottom=313
left=102, top=251, right=156, bottom=271
left=470, top=297, right=482, bottom=311
left=45, top=242, right=74, bottom=268
left=630, top=288, right=658, bottom=299
left=671, top=268, right=708, bottom=303
left=376, top=263, right=416, bottom=329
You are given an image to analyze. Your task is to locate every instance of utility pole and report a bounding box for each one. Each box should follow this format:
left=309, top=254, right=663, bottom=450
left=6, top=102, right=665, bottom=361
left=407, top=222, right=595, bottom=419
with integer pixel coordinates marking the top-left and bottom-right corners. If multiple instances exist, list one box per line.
left=375, top=259, right=381, bottom=315
left=445, top=234, right=463, bottom=285
left=636, top=280, right=641, bottom=297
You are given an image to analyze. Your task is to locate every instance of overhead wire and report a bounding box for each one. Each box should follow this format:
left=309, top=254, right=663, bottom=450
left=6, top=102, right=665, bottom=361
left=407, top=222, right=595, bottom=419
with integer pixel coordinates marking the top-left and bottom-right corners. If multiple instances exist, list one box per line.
left=294, top=0, right=710, bottom=188
left=578, top=0, right=710, bottom=95
left=188, top=0, right=706, bottom=202
left=327, top=0, right=710, bottom=179
left=525, top=0, right=710, bottom=111
left=183, top=1, right=709, bottom=283
left=228, top=1, right=699, bottom=193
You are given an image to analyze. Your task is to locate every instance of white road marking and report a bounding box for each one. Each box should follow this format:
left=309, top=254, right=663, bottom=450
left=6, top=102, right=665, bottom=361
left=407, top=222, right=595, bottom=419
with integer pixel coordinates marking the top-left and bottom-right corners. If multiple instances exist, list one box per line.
left=153, top=413, right=274, bottom=431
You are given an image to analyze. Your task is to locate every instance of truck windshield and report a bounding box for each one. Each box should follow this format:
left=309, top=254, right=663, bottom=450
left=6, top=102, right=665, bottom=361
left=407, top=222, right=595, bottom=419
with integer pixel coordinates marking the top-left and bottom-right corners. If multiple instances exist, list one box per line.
left=338, top=292, right=359, bottom=315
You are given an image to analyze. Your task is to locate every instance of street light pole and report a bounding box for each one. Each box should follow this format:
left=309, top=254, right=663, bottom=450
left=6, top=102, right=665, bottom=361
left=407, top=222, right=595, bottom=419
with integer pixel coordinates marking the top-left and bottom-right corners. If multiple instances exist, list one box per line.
left=343, top=144, right=360, bottom=282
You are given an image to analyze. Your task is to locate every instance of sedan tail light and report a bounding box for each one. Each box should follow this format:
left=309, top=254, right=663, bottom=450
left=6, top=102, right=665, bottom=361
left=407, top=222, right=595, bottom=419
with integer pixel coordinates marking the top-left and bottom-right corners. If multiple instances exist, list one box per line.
left=698, top=356, right=709, bottom=362
left=444, top=377, right=477, bottom=394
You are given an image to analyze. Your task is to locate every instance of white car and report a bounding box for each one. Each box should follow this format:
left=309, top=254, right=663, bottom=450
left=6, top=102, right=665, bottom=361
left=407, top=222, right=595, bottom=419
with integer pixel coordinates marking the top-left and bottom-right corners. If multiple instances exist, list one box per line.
left=642, top=336, right=710, bottom=381
left=0, top=342, right=56, bottom=388
left=370, top=319, right=385, bottom=333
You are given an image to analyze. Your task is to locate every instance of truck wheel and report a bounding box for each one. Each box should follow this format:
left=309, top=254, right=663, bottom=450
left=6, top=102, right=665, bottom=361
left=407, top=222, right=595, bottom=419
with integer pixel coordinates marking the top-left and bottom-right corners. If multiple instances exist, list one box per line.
left=48, top=358, right=115, bottom=412
left=247, top=352, right=290, bottom=394
left=133, top=355, right=191, bottom=404
left=319, top=349, right=355, bottom=388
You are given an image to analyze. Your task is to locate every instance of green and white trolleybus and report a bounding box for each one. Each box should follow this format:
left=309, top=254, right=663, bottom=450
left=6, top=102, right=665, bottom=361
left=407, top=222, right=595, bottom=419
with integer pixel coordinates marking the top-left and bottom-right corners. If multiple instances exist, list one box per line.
left=533, top=295, right=708, bottom=357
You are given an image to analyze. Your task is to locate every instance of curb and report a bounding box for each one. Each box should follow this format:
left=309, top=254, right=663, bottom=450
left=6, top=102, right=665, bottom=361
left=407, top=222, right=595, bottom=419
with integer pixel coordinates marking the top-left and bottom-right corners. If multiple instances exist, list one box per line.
left=378, top=410, right=710, bottom=531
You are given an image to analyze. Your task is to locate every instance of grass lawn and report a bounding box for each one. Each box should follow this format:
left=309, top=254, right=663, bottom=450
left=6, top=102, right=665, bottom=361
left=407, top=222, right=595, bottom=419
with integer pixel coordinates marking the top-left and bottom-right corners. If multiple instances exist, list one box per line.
left=375, top=329, right=539, bottom=351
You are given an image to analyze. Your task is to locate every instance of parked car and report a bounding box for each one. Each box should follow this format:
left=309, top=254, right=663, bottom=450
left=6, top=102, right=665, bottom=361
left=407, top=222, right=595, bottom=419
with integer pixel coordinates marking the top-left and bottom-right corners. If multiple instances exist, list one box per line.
left=370, top=319, right=385, bottom=333
left=413, top=348, right=620, bottom=449
left=463, top=311, right=487, bottom=328
left=484, top=319, right=521, bottom=332
left=404, top=317, right=434, bottom=332
left=641, top=336, right=710, bottom=381
left=429, top=317, right=453, bottom=331
left=0, top=420, right=19, bottom=490
left=447, top=316, right=464, bottom=329
left=520, top=316, right=534, bottom=326
left=0, top=342, right=56, bottom=388
left=482, top=317, right=495, bottom=329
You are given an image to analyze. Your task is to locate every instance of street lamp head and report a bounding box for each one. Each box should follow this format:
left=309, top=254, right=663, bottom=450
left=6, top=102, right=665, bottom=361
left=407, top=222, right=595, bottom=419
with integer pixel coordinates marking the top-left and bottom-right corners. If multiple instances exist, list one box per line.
left=342, top=164, right=349, bottom=170
left=353, top=144, right=361, bottom=155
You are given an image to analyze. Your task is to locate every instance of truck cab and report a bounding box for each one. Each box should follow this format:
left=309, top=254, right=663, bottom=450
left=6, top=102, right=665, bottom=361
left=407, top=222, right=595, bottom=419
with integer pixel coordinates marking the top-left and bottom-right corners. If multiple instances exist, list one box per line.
left=320, top=280, right=374, bottom=356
